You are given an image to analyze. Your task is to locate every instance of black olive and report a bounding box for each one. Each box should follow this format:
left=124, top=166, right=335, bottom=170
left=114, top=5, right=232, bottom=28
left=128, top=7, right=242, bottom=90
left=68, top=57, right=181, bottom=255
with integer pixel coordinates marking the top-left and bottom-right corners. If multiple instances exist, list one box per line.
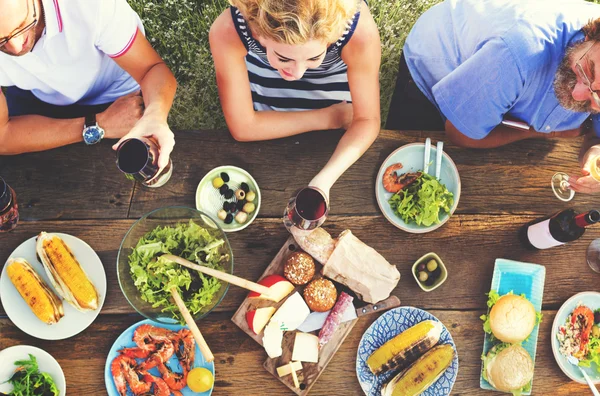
left=225, top=213, right=234, bottom=224
left=219, top=184, right=229, bottom=195
left=236, top=200, right=246, bottom=211
left=224, top=189, right=234, bottom=199
left=223, top=201, right=231, bottom=211
left=221, top=172, right=230, bottom=182
left=595, top=311, right=600, bottom=324
left=240, top=182, right=250, bottom=193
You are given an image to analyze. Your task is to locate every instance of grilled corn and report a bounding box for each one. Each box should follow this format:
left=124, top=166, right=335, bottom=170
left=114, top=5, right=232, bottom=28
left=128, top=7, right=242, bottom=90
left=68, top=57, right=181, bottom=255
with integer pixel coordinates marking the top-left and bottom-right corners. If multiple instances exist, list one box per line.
left=36, top=232, right=99, bottom=312
left=6, top=258, right=64, bottom=324
left=367, top=320, right=442, bottom=375
left=381, top=344, right=455, bottom=396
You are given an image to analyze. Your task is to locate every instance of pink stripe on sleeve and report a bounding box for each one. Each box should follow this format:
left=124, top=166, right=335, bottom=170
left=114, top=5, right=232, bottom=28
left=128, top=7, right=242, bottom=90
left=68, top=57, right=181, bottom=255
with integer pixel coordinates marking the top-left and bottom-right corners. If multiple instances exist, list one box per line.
left=53, top=0, right=63, bottom=32
left=108, top=29, right=139, bottom=58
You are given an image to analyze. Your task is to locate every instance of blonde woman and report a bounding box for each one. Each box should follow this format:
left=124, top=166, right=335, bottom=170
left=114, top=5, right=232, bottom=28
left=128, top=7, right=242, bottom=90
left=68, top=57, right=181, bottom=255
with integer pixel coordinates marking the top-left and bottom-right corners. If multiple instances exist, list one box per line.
left=210, top=0, right=381, bottom=196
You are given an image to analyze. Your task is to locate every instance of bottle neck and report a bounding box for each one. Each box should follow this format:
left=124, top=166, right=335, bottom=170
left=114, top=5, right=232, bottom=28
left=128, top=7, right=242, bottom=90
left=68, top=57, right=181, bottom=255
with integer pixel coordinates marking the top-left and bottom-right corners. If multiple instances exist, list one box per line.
left=575, top=210, right=600, bottom=228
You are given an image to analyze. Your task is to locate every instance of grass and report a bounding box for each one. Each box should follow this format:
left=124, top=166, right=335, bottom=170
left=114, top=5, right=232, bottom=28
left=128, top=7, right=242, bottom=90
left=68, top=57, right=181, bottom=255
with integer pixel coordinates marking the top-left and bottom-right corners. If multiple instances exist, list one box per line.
left=129, top=0, right=442, bottom=130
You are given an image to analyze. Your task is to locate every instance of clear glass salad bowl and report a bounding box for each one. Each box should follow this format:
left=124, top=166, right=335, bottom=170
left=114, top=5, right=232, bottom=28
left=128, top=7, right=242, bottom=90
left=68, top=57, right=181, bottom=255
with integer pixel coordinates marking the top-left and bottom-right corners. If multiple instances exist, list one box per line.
left=117, top=206, right=233, bottom=324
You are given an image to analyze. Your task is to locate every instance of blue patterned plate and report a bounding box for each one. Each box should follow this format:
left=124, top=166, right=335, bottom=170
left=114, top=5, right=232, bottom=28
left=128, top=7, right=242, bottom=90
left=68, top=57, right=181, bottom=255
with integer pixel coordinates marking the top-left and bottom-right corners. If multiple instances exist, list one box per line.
left=479, top=259, right=546, bottom=394
left=104, top=319, right=215, bottom=396
left=356, top=306, right=459, bottom=395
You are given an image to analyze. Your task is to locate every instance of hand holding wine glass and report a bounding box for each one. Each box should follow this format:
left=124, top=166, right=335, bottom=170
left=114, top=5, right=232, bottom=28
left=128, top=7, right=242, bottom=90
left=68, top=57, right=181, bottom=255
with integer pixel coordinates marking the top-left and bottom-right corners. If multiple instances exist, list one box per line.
left=569, top=145, right=600, bottom=194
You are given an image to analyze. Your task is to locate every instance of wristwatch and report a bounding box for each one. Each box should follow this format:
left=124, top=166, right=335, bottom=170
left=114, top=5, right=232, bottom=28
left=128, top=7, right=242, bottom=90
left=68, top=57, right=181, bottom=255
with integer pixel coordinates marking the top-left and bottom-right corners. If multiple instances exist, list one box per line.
left=82, top=114, right=105, bottom=145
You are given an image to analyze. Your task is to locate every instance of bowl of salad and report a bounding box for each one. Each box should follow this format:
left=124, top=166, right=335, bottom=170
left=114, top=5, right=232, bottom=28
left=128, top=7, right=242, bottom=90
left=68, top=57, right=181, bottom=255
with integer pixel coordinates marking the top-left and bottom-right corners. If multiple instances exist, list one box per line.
left=375, top=142, right=460, bottom=233
left=552, top=291, right=600, bottom=384
left=117, top=206, right=233, bottom=324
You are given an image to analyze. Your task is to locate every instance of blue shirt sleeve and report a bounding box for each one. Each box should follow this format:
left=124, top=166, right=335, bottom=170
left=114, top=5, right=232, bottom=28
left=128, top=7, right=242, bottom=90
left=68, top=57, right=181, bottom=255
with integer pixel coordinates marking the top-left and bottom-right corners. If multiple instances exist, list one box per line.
left=592, top=115, right=600, bottom=138
left=432, top=38, right=524, bottom=140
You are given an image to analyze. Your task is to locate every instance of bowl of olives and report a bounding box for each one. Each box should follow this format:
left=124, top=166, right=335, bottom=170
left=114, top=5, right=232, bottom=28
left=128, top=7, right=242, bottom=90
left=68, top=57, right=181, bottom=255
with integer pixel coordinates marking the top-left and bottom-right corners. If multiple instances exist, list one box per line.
left=412, top=252, right=447, bottom=292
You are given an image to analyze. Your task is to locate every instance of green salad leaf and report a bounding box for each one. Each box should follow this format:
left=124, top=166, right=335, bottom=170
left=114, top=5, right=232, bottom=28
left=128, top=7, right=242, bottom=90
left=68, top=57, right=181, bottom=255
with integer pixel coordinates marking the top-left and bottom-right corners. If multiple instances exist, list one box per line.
left=388, top=173, right=454, bottom=226
left=579, top=337, right=600, bottom=372
left=0, top=354, right=59, bottom=396
left=129, top=219, right=228, bottom=324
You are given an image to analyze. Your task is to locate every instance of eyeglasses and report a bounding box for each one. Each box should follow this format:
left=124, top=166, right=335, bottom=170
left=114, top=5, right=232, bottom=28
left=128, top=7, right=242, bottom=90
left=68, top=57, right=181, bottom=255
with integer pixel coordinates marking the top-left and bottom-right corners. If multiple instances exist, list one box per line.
left=0, top=0, right=37, bottom=49
left=575, top=40, right=600, bottom=108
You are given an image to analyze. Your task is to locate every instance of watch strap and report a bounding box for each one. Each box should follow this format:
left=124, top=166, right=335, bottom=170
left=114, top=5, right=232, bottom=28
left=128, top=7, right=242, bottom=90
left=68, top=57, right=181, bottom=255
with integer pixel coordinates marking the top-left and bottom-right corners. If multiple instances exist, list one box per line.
left=84, top=113, right=97, bottom=128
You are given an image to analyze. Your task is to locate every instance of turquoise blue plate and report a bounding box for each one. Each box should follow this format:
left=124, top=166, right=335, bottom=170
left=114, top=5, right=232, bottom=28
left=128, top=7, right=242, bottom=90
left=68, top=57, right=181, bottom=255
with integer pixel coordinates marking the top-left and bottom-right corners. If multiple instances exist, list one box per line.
left=551, top=291, right=600, bottom=384
left=375, top=142, right=461, bottom=233
left=104, top=319, right=214, bottom=396
left=356, top=306, right=459, bottom=395
left=479, top=259, right=546, bottom=394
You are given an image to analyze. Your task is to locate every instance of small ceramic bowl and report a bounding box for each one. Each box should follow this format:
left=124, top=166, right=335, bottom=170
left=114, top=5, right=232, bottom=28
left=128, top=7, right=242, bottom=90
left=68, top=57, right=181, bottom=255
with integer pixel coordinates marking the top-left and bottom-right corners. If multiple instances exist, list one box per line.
left=412, top=252, right=447, bottom=292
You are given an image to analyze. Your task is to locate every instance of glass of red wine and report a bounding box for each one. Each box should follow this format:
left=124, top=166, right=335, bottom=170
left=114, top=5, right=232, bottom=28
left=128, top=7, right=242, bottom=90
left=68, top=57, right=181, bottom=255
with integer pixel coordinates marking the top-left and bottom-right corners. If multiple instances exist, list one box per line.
left=116, top=137, right=173, bottom=188
left=587, top=239, right=600, bottom=273
left=0, top=176, right=19, bottom=232
left=283, top=186, right=329, bottom=231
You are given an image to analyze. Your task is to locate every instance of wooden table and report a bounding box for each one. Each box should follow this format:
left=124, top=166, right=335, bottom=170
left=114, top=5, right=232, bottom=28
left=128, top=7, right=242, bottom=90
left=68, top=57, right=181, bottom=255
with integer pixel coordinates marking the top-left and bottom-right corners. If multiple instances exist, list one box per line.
left=0, top=129, right=598, bottom=395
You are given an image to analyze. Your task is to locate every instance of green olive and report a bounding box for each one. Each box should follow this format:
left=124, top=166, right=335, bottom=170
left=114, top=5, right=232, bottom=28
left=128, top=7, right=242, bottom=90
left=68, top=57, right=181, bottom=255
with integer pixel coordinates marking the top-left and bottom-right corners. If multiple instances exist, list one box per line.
left=243, top=202, right=256, bottom=213
left=217, top=210, right=227, bottom=220
left=418, top=271, right=429, bottom=282
left=426, top=259, right=438, bottom=272
left=235, top=211, right=248, bottom=224
left=593, top=325, right=600, bottom=339
left=212, top=177, right=224, bottom=189
left=246, top=191, right=256, bottom=202
left=235, top=189, right=246, bottom=200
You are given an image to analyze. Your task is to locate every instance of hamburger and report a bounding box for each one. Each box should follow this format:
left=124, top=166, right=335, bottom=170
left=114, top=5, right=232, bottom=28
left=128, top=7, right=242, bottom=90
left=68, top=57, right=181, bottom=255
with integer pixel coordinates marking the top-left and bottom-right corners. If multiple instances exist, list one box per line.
left=482, top=343, right=534, bottom=393
left=481, top=291, right=540, bottom=343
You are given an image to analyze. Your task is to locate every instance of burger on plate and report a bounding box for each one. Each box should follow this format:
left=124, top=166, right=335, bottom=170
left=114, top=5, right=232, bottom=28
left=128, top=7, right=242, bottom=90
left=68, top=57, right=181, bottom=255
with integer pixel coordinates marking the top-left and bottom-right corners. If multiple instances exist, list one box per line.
left=482, top=343, right=534, bottom=393
left=481, top=291, right=540, bottom=343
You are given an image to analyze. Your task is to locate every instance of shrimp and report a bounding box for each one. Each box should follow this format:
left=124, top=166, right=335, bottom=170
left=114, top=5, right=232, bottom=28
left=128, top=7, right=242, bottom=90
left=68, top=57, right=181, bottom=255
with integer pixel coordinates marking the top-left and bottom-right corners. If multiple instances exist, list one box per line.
left=110, top=355, right=129, bottom=396
left=138, top=341, right=175, bottom=371
left=119, top=347, right=152, bottom=359
left=572, top=305, right=595, bottom=358
left=157, top=362, right=188, bottom=391
left=382, top=163, right=404, bottom=193
left=140, top=372, right=172, bottom=396
left=174, top=328, right=195, bottom=373
left=133, top=324, right=178, bottom=351
left=120, top=356, right=152, bottom=395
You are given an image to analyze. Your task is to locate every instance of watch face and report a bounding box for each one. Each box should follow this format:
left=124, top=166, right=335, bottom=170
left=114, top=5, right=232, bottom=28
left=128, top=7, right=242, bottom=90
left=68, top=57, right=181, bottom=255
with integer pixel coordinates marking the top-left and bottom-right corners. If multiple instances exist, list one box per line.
left=83, top=126, right=104, bottom=145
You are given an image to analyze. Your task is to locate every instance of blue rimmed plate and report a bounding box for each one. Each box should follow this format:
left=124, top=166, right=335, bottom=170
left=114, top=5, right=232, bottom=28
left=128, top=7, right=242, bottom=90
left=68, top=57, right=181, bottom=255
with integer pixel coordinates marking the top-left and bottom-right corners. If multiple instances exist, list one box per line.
left=356, top=306, right=458, bottom=395
left=479, top=259, right=546, bottom=394
left=375, top=143, right=461, bottom=234
left=104, top=319, right=215, bottom=396
left=551, top=291, right=600, bottom=384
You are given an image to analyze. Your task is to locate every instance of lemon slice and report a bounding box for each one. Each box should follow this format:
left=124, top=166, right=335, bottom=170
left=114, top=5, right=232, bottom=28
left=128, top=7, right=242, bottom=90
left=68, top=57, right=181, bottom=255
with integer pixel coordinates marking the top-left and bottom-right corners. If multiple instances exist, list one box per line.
left=187, top=367, right=214, bottom=393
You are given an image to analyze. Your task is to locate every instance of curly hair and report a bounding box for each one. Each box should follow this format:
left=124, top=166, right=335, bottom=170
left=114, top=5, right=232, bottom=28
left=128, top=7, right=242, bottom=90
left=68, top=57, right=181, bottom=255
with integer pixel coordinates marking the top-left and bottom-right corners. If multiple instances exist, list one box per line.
left=229, top=0, right=360, bottom=45
left=583, top=17, right=600, bottom=41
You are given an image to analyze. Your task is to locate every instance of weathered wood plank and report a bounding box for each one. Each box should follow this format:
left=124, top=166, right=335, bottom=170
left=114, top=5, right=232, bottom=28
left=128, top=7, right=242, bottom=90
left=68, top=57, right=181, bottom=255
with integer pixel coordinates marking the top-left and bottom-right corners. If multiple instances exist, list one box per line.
left=0, top=310, right=590, bottom=395
left=2, top=130, right=590, bottom=221
left=0, top=143, right=135, bottom=220
left=1, top=216, right=598, bottom=316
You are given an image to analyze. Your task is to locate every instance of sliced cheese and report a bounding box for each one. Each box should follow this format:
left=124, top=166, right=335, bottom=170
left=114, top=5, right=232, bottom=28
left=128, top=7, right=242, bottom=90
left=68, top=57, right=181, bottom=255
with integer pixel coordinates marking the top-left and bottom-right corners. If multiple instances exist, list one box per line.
left=276, top=361, right=303, bottom=377
left=271, top=292, right=310, bottom=331
left=291, top=332, right=319, bottom=363
left=290, top=364, right=300, bottom=388
left=263, top=320, right=283, bottom=358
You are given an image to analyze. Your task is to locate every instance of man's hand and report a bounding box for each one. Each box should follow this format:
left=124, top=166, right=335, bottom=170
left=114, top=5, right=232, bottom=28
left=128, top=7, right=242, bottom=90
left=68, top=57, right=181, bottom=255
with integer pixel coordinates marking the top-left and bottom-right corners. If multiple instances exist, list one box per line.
left=112, top=113, right=175, bottom=170
left=327, top=101, right=353, bottom=130
left=97, top=91, right=144, bottom=139
left=570, top=144, right=600, bottom=194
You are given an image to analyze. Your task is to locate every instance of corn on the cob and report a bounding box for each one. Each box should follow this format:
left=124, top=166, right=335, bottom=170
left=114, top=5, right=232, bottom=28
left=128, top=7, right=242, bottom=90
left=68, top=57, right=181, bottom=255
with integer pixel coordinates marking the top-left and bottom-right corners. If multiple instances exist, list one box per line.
left=367, top=320, right=442, bottom=375
left=6, top=258, right=64, bottom=324
left=36, top=232, right=99, bottom=312
left=381, top=344, right=455, bottom=396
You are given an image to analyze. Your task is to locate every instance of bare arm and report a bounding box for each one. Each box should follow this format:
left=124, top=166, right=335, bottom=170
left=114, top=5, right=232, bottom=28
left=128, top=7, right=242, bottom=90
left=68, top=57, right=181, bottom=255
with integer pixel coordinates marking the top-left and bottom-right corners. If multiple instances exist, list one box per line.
left=209, top=10, right=347, bottom=142
left=309, top=2, right=381, bottom=193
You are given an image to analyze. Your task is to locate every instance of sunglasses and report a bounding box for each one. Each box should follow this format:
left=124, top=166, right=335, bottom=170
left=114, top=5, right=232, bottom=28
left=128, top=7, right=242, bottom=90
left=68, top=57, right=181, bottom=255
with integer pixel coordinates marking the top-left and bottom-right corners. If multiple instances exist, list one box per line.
left=575, top=40, right=600, bottom=108
left=0, top=0, right=38, bottom=49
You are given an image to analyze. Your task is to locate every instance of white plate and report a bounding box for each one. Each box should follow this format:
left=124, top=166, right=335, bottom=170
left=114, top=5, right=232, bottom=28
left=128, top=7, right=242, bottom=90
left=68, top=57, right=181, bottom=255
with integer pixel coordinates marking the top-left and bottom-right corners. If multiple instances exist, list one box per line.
left=0, top=345, right=66, bottom=396
left=195, top=165, right=261, bottom=232
left=0, top=233, right=107, bottom=340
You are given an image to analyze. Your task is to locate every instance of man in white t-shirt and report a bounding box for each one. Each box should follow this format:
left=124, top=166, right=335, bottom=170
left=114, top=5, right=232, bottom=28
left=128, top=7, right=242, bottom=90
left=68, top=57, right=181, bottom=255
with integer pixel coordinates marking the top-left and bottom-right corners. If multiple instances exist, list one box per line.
left=0, top=0, right=176, bottom=170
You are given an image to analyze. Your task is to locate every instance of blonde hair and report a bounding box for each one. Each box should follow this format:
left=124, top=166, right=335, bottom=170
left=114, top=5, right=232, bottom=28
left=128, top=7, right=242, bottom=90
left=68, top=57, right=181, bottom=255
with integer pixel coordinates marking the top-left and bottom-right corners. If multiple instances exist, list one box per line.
left=230, top=0, right=360, bottom=45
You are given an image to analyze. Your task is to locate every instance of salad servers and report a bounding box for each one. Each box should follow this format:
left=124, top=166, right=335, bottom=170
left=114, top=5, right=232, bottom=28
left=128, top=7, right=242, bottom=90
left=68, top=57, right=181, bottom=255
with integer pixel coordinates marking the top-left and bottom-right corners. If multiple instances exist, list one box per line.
left=567, top=355, right=600, bottom=395
left=435, top=141, right=444, bottom=179
left=423, top=138, right=432, bottom=174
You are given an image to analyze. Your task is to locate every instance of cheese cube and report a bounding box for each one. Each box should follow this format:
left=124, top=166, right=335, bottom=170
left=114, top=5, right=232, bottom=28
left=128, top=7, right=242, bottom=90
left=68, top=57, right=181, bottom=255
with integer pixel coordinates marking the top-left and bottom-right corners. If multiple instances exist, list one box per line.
left=276, top=361, right=303, bottom=377
left=291, top=332, right=319, bottom=363
left=270, top=292, right=310, bottom=331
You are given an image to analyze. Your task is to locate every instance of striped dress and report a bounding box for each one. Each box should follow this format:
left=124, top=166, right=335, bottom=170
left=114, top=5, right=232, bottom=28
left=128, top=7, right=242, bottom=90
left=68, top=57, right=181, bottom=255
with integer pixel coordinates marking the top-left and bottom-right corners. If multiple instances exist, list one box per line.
left=230, top=6, right=360, bottom=111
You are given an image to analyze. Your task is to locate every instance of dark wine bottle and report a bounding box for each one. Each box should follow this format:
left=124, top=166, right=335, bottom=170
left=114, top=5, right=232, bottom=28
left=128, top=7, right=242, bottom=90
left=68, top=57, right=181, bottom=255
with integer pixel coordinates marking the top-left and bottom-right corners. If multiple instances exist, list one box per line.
left=520, top=209, right=600, bottom=250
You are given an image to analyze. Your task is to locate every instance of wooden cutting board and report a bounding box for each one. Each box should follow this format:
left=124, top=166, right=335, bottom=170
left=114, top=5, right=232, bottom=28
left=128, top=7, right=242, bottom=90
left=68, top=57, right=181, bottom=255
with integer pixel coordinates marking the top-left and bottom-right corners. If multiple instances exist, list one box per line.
left=231, top=236, right=360, bottom=395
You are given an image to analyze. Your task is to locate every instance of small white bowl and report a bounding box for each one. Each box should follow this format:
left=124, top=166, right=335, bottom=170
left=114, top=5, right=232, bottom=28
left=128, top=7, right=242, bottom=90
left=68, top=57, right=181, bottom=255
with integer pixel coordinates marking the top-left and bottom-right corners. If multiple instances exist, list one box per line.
left=196, top=165, right=261, bottom=233
left=411, top=252, right=448, bottom=292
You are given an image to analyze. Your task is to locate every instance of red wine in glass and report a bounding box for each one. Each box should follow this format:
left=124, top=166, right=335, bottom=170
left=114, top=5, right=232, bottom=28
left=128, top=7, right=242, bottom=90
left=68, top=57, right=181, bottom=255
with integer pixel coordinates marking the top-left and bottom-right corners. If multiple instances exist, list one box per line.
left=116, top=138, right=172, bottom=188
left=284, top=187, right=329, bottom=230
left=0, top=176, right=18, bottom=232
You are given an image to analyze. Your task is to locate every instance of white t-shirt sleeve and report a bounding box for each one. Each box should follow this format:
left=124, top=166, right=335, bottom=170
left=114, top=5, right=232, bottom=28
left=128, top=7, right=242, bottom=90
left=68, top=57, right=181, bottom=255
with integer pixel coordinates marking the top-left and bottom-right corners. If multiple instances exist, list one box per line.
left=95, top=0, right=140, bottom=58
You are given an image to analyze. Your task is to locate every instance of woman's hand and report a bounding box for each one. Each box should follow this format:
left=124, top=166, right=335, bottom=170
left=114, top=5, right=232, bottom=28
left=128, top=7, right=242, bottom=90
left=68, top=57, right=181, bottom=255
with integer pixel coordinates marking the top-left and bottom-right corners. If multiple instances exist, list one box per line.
left=112, top=113, right=175, bottom=170
left=570, top=144, right=600, bottom=194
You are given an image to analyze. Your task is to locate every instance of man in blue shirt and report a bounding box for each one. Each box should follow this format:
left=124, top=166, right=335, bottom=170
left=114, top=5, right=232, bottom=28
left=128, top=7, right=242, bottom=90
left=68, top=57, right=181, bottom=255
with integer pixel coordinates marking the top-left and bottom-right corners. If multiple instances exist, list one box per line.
left=388, top=0, right=600, bottom=194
